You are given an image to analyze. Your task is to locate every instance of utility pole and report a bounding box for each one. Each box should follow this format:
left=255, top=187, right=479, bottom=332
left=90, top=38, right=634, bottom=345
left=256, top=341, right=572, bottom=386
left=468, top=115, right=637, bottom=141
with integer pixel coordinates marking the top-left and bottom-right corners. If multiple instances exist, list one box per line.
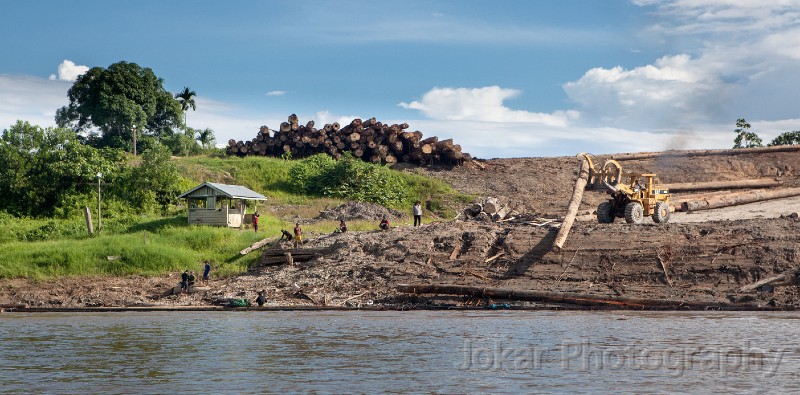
left=132, top=125, right=137, bottom=156
left=97, top=172, right=102, bottom=231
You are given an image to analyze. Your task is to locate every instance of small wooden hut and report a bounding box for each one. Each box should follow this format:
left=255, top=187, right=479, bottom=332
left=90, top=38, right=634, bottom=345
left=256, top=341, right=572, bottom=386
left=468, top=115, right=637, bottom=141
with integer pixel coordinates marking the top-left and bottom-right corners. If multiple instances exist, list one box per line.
left=179, top=182, right=267, bottom=227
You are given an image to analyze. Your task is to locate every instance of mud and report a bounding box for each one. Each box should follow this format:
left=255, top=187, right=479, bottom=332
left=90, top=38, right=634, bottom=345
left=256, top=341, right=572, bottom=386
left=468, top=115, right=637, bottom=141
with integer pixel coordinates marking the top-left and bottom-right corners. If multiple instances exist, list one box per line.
left=3, top=150, right=800, bottom=310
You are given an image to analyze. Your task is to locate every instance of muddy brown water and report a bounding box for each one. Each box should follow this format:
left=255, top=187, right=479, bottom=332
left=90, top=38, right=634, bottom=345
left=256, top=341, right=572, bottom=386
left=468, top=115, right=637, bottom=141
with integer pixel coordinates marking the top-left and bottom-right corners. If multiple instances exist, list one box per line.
left=1, top=310, right=799, bottom=393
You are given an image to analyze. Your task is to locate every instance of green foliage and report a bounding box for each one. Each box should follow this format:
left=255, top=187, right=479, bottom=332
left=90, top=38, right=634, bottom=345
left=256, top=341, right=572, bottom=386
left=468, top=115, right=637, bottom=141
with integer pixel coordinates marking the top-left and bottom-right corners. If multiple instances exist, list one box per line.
left=196, top=128, right=215, bottom=149
left=162, top=127, right=202, bottom=156
left=0, top=121, right=123, bottom=217
left=175, top=87, right=197, bottom=121
left=0, top=149, right=473, bottom=279
left=55, top=61, right=183, bottom=150
left=288, top=154, right=408, bottom=206
left=288, top=154, right=336, bottom=194
left=113, top=144, right=182, bottom=212
left=733, top=118, right=763, bottom=149
left=768, top=131, right=800, bottom=146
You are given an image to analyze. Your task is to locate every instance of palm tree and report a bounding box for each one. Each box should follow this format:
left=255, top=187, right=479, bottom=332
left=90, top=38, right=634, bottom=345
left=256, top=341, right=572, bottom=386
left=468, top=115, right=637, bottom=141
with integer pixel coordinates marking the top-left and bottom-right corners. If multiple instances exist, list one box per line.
left=175, top=87, right=196, bottom=125
left=196, top=128, right=216, bottom=150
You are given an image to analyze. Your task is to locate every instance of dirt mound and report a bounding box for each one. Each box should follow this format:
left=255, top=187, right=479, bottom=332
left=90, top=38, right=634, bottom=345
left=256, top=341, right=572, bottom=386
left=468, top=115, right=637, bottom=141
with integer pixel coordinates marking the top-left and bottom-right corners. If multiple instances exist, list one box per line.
left=315, top=201, right=405, bottom=222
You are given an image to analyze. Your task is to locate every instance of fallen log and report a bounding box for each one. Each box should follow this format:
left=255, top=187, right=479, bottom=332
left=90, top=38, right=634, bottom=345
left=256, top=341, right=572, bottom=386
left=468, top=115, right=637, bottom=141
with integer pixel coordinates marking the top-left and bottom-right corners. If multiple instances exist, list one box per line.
left=396, top=284, right=751, bottom=309
left=681, top=187, right=800, bottom=212
left=661, top=179, right=781, bottom=192
left=493, top=205, right=511, bottom=221
left=0, top=303, right=27, bottom=309
left=739, top=270, right=799, bottom=292
left=612, top=144, right=800, bottom=161
left=482, top=197, right=500, bottom=215
left=240, top=237, right=277, bottom=255
left=552, top=158, right=590, bottom=251
left=671, top=190, right=740, bottom=212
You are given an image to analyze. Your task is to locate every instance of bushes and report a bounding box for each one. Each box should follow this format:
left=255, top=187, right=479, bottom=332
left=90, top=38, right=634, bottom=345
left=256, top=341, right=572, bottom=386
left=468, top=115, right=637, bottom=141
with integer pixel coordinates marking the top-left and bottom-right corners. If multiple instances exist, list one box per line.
left=289, top=154, right=408, bottom=206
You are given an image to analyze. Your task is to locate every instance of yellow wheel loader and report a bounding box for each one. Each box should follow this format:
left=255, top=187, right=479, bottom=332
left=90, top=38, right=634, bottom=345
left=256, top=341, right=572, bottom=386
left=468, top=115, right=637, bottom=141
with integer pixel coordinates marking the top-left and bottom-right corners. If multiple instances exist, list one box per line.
left=580, top=153, right=671, bottom=224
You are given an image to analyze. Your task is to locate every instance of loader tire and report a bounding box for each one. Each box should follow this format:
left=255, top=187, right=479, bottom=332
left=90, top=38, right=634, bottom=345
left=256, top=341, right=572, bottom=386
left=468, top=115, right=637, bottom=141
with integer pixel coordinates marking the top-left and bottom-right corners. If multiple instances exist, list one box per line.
left=652, top=201, right=671, bottom=224
left=597, top=201, right=614, bottom=223
left=624, top=202, right=644, bottom=224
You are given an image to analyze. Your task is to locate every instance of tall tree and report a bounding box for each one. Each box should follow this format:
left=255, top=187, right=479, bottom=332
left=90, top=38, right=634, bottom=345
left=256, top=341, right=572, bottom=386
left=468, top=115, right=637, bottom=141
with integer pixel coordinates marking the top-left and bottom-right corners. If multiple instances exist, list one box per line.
left=732, top=118, right=763, bottom=149
left=175, top=87, right=196, bottom=125
left=55, top=61, right=183, bottom=150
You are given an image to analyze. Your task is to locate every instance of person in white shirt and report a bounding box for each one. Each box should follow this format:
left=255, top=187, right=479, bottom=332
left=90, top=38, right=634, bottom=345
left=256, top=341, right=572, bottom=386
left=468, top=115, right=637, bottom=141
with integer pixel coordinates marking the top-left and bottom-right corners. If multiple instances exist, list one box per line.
left=412, top=201, right=423, bottom=226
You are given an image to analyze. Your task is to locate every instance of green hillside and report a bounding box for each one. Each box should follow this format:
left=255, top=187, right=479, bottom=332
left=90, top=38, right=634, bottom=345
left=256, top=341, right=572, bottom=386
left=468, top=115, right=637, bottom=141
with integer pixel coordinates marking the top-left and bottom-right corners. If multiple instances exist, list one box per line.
left=0, top=154, right=471, bottom=279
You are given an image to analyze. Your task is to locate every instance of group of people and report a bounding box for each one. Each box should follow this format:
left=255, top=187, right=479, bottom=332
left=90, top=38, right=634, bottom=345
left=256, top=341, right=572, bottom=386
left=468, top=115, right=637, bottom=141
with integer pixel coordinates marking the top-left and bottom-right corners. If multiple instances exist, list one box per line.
left=180, top=261, right=212, bottom=294
left=335, top=201, right=423, bottom=233
left=277, top=223, right=304, bottom=248
left=252, top=201, right=426, bottom=250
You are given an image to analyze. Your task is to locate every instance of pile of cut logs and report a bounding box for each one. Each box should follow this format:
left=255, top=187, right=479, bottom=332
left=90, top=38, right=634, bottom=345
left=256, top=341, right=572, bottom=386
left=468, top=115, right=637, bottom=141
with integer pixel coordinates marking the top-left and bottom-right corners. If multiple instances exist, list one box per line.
left=226, top=114, right=471, bottom=166
left=461, top=197, right=515, bottom=222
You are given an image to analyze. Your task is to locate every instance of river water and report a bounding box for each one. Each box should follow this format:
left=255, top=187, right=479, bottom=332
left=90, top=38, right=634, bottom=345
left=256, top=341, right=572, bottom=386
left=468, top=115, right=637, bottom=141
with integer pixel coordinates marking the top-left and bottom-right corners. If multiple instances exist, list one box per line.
left=1, top=310, right=799, bottom=394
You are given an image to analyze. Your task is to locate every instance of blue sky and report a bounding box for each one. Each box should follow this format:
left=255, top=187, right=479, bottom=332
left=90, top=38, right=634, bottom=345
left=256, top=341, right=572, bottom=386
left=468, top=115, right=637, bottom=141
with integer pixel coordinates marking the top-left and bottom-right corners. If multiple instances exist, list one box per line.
left=2, top=0, right=800, bottom=158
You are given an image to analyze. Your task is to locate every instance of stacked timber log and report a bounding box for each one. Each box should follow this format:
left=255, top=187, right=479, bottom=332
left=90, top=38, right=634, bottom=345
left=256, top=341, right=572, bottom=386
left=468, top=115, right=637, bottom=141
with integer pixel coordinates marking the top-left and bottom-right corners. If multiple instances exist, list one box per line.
left=226, top=114, right=471, bottom=166
left=462, top=197, right=515, bottom=222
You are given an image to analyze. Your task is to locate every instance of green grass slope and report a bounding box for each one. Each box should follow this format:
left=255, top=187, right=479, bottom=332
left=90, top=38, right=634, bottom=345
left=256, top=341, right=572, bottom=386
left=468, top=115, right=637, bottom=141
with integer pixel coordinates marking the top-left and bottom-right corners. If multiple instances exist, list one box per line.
left=0, top=154, right=471, bottom=279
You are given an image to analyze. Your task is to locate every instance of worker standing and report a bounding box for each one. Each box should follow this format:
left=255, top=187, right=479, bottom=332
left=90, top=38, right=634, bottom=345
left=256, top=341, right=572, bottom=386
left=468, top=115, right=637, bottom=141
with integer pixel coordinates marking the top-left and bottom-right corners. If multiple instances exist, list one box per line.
left=202, top=261, right=212, bottom=285
left=293, top=222, right=303, bottom=248
left=252, top=211, right=260, bottom=233
left=412, top=201, right=423, bottom=227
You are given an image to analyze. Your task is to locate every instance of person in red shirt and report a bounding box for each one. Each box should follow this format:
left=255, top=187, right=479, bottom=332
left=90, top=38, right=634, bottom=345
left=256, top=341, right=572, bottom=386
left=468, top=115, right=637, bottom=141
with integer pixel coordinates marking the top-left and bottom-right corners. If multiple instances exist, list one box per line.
left=379, top=217, right=390, bottom=231
left=252, top=211, right=260, bottom=233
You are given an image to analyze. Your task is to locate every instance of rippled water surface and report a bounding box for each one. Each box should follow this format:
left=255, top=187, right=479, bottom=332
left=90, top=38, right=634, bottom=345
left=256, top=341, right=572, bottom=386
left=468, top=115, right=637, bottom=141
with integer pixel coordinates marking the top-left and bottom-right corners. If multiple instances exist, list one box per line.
left=1, top=310, right=799, bottom=393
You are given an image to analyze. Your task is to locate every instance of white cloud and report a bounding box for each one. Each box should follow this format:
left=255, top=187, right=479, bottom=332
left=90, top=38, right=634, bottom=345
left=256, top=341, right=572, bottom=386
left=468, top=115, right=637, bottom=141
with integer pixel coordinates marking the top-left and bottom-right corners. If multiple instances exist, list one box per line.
left=393, top=119, right=736, bottom=158
left=560, top=1, right=800, bottom=130
left=563, top=54, right=736, bottom=128
left=0, top=74, right=70, bottom=130
left=48, top=60, right=89, bottom=82
left=399, top=86, right=579, bottom=127
left=265, top=90, right=287, bottom=96
left=313, top=110, right=360, bottom=128
left=634, top=0, right=800, bottom=35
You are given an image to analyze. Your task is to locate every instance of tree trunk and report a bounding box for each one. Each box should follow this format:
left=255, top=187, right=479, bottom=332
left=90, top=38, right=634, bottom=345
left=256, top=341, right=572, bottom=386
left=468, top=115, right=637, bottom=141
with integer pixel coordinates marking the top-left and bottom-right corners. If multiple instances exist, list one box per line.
left=482, top=197, right=500, bottom=214
left=662, top=179, right=782, bottom=192
left=739, top=270, right=799, bottom=292
left=681, top=187, right=800, bottom=212
left=553, top=158, right=591, bottom=251
left=612, top=144, right=800, bottom=161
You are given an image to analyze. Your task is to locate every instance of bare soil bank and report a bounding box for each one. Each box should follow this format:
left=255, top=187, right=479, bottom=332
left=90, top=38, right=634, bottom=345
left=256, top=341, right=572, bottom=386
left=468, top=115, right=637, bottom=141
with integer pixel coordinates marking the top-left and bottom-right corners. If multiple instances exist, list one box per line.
left=3, top=150, right=800, bottom=310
